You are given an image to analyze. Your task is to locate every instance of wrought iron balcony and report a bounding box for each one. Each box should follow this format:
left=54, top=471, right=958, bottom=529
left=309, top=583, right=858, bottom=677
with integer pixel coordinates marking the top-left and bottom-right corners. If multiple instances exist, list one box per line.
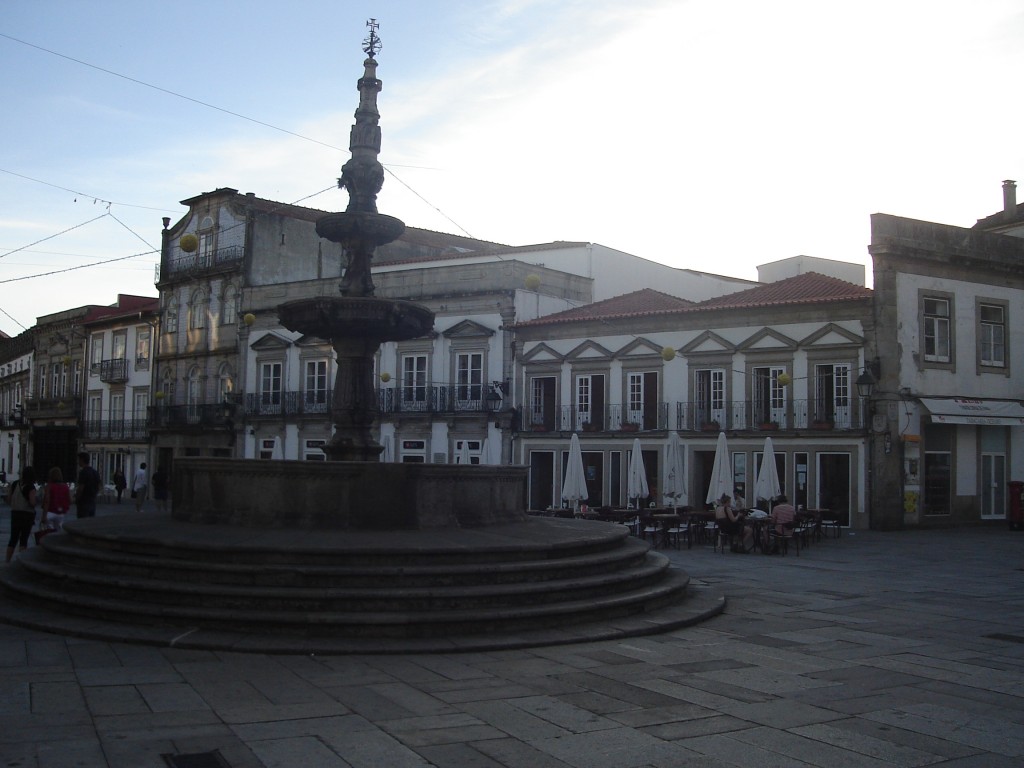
left=81, top=418, right=150, bottom=441
left=149, top=403, right=235, bottom=429
left=243, top=391, right=332, bottom=417
left=378, top=383, right=499, bottom=416
left=98, top=358, right=129, bottom=383
left=162, top=244, right=244, bottom=280
left=520, top=399, right=866, bottom=434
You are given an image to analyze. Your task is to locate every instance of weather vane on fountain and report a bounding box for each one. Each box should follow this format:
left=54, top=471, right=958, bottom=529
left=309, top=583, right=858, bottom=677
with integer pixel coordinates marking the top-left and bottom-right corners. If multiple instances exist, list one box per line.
left=363, top=18, right=382, bottom=58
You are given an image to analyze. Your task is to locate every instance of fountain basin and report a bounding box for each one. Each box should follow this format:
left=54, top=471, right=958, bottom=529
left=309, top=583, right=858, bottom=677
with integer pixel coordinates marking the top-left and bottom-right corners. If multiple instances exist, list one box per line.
left=170, top=458, right=528, bottom=529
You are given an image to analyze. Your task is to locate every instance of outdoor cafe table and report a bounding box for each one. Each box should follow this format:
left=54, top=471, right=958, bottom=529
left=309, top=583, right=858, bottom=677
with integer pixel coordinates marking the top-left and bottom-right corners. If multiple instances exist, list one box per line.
left=650, top=512, right=684, bottom=549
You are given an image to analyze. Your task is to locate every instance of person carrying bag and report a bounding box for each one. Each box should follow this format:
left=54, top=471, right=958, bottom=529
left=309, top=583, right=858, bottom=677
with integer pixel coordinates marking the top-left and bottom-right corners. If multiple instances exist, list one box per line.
left=6, top=466, right=38, bottom=562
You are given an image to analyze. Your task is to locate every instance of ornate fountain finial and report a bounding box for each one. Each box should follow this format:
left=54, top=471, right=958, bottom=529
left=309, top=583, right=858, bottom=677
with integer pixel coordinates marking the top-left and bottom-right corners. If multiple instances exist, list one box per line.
left=363, top=18, right=382, bottom=58
left=338, top=19, right=385, bottom=216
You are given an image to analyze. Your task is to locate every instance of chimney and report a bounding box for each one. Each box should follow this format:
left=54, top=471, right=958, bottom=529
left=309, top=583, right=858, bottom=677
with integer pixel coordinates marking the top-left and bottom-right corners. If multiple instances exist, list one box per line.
left=1002, top=179, right=1017, bottom=219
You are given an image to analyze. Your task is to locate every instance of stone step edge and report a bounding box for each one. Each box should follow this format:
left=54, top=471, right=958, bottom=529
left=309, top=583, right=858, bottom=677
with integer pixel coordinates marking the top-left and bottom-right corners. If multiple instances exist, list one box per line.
left=0, top=580, right=725, bottom=655
left=13, top=548, right=672, bottom=604
left=41, top=532, right=653, bottom=580
left=0, top=565, right=690, bottom=628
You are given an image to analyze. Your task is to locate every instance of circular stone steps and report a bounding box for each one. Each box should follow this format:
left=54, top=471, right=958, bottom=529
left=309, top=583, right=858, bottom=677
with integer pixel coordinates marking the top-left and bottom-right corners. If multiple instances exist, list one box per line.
left=0, top=513, right=725, bottom=654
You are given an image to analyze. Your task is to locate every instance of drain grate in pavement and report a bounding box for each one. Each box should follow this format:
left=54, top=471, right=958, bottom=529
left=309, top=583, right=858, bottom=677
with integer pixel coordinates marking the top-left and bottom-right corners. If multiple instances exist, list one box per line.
left=162, top=751, right=230, bottom=768
left=984, top=633, right=1024, bottom=644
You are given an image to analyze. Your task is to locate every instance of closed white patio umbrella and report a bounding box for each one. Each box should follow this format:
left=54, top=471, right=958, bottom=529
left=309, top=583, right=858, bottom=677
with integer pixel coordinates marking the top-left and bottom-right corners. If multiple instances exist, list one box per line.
left=627, top=437, right=649, bottom=508
left=753, top=436, right=782, bottom=509
left=457, top=440, right=471, bottom=465
left=662, top=431, right=687, bottom=511
left=561, top=433, right=588, bottom=512
left=705, top=431, right=733, bottom=506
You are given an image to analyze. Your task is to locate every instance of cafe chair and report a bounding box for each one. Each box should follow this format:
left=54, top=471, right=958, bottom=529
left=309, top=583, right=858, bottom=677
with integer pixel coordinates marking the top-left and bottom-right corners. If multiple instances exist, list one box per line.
left=768, top=521, right=799, bottom=556
left=713, top=521, right=732, bottom=553
left=667, top=517, right=689, bottom=549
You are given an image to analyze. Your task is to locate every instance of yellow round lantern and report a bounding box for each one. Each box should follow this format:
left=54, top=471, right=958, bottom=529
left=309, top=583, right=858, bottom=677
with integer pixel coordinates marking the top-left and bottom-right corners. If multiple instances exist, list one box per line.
left=243, top=312, right=256, bottom=326
left=179, top=233, right=199, bottom=253
left=524, top=274, right=541, bottom=291
left=379, top=372, right=391, bottom=383
left=777, top=373, right=792, bottom=386
left=155, top=391, right=166, bottom=400
left=661, top=346, right=676, bottom=362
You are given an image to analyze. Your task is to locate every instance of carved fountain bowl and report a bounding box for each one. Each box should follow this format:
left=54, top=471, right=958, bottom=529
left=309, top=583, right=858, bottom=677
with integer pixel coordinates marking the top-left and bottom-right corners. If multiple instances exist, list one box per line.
left=278, top=296, right=434, bottom=342
left=315, top=211, right=405, bottom=246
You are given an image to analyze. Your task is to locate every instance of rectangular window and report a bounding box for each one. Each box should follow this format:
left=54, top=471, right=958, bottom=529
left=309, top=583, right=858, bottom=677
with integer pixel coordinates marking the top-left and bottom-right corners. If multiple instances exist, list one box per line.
left=456, top=352, right=483, bottom=405
left=51, top=364, right=60, bottom=398
left=87, top=393, right=102, bottom=421
left=529, top=376, right=556, bottom=430
left=304, top=360, right=328, bottom=411
left=695, top=368, right=725, bottom=429
left=260, top=362, right=282, bottom=409
left=402, top=354, right=427, bottom=406
left=73, top=361, right=82, bottom=395
left=303, top=439, right=326, bottom=461
left=37, top=365, right=46, bottom=398
left=59, top=362, right=68, bottom=397
left=627, top=371, right=659, bottom=429
left=90, top=334, right=104, bottom=374
left=455, top=439, right=482, bottom=465
left=752, top=366, right=787, bottom=427
left=136, top=329, right=151, bottom=367
left=575, top=374, right=605, bottom=430
left=813, top=363, right=851, bottom=428
left=923, top=297, right=951, bottom=363
left=400, top=438, right=427, bottom=463
left=112, top=332, right=127, bottom=360
left=979, top=303, right=1005, bottom=367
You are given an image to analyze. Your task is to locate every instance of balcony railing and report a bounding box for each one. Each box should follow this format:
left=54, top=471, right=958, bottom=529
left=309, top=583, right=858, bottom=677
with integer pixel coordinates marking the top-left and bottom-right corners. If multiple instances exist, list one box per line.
left=81, top=418, right=150, bottom=441
left=149, top=403, right=234, bottom=429
left=522, top=399, right=866, bottom=433
left=244, top=391, right=332, bottom=417
left=98, top=358, right=129, bottom=383
left=378, top=384, right=497, bottom=415
left=162, top=244, right=244, bottom=280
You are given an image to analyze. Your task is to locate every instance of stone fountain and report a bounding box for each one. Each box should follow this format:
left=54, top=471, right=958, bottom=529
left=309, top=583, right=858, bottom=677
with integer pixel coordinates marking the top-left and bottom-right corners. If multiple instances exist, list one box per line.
left=0, top=23, right=714, bottom=652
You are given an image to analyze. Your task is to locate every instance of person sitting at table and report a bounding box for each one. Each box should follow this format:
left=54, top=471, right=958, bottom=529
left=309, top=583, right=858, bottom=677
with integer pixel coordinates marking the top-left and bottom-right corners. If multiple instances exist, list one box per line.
left=715, top=493, right=753, bottom=553
left=732, top=488, right=746, bottom=510
left=768, top=494, right=797, bottom=550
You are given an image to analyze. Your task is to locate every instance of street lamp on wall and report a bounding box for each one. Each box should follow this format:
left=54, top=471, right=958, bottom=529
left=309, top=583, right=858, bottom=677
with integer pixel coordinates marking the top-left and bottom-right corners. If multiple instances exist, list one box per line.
left=856, top=368, right=877, bottom=400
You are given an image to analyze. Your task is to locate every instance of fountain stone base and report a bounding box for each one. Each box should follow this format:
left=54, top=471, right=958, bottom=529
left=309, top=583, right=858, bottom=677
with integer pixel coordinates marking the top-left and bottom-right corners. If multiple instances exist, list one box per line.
left=170, top=458, right=528, bottom=529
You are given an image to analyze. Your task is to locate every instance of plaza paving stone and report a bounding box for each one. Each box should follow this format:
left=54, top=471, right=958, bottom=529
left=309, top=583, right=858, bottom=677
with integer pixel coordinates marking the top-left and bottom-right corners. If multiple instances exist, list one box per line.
left=0, top=501, right=1021, bottom=767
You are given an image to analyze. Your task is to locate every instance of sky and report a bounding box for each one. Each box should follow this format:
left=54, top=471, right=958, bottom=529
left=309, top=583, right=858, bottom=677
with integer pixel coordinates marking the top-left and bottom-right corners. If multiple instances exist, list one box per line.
left=2, top=0, right=1023, bottom=338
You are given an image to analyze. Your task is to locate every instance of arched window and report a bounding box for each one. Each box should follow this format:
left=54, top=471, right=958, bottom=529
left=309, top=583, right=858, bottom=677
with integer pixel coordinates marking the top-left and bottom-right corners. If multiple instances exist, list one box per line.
left=187, top=366, right=202, bottom=404
left=221, top=283, right=238, bottom=325
left=161, top=372, right=175, bottom=404
left=218, top=363, right=234, bottom=400
left=189, top=290, right=207, bottom=330
left=165, top=301, right=179, bottom=334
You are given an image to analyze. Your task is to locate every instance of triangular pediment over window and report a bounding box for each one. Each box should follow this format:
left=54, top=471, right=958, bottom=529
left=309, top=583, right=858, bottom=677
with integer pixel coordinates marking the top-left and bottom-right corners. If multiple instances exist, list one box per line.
left=738, top=328, right=798, bottom=352
left=566, top=340, right=613, bottom=361
left=295, top=334, right=331, bottom=348
left=250, top=332, right=292, bottom=351
left=441, top=319, right=495, bottom=339
left=800, top=323, right=864, bottom=348
left=521, top=343, right=564, bottom=364
left=681, top=330, right=734, bottom=355
left=614, top=337, right=663, bottom=359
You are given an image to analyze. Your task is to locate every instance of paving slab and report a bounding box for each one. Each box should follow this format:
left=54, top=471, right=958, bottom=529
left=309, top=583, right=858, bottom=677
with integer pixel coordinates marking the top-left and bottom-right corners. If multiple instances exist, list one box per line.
left=0, top=504, right=1022, bottom=767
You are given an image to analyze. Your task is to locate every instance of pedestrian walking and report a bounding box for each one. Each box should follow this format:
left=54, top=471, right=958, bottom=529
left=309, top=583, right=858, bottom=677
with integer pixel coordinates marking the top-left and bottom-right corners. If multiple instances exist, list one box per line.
left=75, top=452, right=100, bottom=519
left=112, top=468, right=127, bottom=504
left=132, top=462, right=148, bottom=512
left=5, top=466, right=37, bottom=562
left=41, top=466, right=71, bottom=532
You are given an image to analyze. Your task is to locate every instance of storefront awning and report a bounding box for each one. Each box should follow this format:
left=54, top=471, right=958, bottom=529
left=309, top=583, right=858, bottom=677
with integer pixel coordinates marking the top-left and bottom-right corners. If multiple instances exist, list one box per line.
left=919, top=397, right=1024, bottom=426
